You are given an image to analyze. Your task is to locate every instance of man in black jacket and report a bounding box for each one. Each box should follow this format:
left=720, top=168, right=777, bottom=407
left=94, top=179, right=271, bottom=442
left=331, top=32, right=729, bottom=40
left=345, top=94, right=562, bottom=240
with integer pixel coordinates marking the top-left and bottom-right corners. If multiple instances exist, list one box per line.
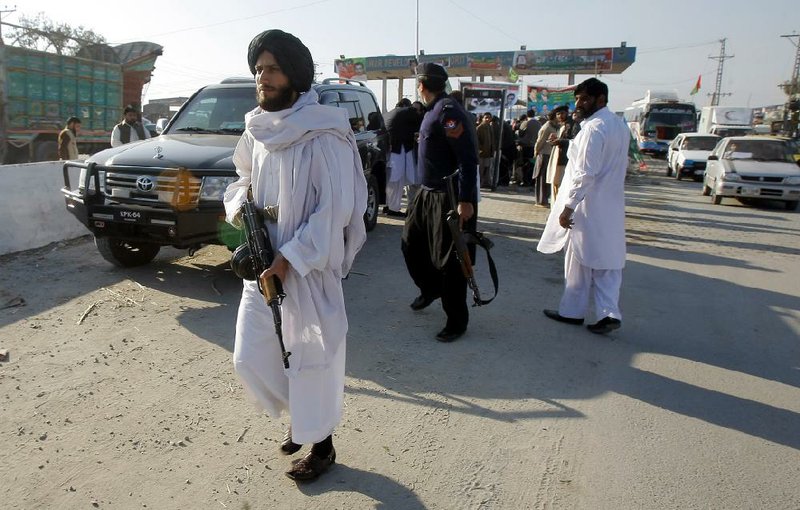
left=383, top=98, right=421, bottom=216
left=402, top=63, right=478, bottom=343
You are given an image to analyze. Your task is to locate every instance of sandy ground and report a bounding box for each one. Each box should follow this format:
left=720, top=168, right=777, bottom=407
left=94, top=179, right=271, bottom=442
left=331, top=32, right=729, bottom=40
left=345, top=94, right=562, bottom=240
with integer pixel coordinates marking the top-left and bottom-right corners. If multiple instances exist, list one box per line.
left=1, top=168, right=800, bottom=509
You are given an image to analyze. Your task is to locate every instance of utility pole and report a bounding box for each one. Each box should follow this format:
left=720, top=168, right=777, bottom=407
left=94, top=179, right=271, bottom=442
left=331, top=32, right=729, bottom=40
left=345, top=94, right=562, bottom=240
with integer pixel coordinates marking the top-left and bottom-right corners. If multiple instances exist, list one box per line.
left=780, top=32, right=799, bottom=137
left=781, top=33, right=800, bottom=95
left=708, top=38, right=733, bottom=106
left=414, top=0, right=419, bottom=101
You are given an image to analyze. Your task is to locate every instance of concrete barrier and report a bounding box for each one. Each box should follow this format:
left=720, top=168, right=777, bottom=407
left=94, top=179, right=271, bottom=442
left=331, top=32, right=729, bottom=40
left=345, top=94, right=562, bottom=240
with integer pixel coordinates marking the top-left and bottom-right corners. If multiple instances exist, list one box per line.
left=0, top=161, right=87, bottom=255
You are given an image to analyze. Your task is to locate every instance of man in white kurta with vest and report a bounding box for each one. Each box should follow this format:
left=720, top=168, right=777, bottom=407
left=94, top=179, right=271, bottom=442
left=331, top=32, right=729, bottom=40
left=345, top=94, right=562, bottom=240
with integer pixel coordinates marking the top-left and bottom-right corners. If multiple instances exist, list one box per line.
left=223, top=29, right=367, bottom=481
left=537, top=78, right=629, bottom=335
left=110, top=106, right=151, bottom=147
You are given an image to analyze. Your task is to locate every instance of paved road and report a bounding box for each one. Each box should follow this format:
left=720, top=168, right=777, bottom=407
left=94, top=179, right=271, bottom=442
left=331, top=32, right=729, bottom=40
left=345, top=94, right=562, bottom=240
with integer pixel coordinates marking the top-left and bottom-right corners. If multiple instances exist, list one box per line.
left=1, top=160, right=798, bottom=509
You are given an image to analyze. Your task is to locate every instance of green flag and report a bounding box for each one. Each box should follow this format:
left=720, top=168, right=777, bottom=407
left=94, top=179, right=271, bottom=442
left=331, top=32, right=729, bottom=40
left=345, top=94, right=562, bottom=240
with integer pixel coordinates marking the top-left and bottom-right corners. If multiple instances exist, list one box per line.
left=508, top=67, right=519, bottom=83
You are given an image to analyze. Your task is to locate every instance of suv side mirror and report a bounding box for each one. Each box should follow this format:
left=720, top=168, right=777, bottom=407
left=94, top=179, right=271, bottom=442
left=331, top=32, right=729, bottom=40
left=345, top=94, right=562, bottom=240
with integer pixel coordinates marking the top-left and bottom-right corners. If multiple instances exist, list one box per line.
left=708, top=155, right=719, bottom=161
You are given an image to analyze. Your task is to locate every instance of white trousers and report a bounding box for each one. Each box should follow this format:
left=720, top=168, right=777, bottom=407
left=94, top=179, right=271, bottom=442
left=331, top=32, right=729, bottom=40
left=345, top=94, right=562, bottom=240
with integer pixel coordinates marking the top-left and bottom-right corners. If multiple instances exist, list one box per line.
left=233, top=282, right=346, bottom=444
left=386, top=149, right=415, bottom=211
left=558, top=242, right=623, bottom=322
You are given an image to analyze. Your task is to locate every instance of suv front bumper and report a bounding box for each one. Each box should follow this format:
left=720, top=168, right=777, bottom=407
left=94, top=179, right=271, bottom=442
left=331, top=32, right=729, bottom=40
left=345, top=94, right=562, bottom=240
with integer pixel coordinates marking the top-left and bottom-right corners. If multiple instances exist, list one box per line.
left=62, top=162, right=240, bottom=248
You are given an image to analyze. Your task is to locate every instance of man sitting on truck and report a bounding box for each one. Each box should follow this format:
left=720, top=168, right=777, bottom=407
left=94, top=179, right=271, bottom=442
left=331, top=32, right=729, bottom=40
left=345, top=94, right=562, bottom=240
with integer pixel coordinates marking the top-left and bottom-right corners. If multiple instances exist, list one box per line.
left=58, top=116, right=81, bottom=160
left=110, top=106, right=151, bottom=147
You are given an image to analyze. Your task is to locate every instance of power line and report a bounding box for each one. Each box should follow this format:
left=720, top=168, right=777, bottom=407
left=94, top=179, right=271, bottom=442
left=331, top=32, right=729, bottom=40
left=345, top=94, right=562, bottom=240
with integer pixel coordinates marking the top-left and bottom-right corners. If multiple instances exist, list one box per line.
left=120, top=0, right=335, bottom=42
left=442, top=0, right=520, bottom=46
left=637, top=40, right=718, bottom=54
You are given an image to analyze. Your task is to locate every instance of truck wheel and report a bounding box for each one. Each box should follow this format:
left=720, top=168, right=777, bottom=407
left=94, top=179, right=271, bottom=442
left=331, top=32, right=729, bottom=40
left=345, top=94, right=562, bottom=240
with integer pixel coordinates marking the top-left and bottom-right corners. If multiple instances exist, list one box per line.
left=785, top=200, right=798, bottom=211
left=363, top=174, right=379, bottom=232
left=95, top=237, right=160, bottom=267
left=711, top=190, right=722, bottom=205
left=34, top=141, right=58, bottom=162
left=665, top=165, right=672, bottom=177
left=675, top=166, right=683, bottom=180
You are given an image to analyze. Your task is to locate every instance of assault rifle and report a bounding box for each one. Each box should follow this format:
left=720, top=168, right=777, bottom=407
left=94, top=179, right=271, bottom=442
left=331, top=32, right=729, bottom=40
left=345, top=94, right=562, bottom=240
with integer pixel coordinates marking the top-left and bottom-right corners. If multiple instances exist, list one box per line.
left=443, top=171, right=491, bottom=307
left=240, top=198, right=291, bottom=368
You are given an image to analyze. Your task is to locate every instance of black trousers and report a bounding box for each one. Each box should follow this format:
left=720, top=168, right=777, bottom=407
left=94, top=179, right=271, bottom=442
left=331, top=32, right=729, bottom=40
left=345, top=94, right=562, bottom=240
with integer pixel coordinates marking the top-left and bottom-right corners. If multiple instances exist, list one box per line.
left=401, top=189, right=477, bottom=332
left=520, top=146, right=535, bottom=186
left=533, top=153, right=551, bottom=205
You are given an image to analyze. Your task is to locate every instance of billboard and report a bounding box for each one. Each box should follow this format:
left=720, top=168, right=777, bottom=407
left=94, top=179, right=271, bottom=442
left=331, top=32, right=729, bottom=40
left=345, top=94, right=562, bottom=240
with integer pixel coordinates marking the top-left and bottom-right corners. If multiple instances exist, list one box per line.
left=513, top=48, right=613, bottom=73
left=334, top=58, right=368, bottom=81
left=332, top=46, right=635, bottom=80
left=527, top=85, right=577, bottom=114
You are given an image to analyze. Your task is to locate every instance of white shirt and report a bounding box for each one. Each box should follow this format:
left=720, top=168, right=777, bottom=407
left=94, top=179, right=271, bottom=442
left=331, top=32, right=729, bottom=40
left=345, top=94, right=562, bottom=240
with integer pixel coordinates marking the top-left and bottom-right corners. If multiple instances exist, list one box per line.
left=537, top=106, right=630, bottom=269
left=110, top=122, right=151, bottom=147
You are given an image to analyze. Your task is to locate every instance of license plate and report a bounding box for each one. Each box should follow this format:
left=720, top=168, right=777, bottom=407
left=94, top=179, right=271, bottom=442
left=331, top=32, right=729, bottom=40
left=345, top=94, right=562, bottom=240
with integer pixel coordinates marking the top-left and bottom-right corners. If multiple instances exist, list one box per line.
left=694, top=169, right=703, bottom=175
left=115, top=209, right=146, bottom=223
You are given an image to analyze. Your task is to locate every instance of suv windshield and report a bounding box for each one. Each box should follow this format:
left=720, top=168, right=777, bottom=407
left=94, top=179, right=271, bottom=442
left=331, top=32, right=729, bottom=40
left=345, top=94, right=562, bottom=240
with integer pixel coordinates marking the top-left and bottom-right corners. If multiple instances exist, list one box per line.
left=168, top=86, right=256, bottom=135
left=683, top=137, right=719, bottom=151
left=722, top=140, right=794, bottom=162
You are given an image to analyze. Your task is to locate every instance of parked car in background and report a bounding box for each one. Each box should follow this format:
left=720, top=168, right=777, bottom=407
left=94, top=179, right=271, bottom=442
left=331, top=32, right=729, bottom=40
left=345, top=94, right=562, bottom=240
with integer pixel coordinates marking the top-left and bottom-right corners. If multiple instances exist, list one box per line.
left=667, top=133, right=720, bottom=180
left=702, top=136, right=800, bottom=211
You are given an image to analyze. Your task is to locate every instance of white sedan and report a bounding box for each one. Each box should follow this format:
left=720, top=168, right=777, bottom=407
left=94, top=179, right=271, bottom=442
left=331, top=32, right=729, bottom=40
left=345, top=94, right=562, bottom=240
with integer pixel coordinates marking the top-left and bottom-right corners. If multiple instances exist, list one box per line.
left=667, top=133, right=720, bottom=180
left=703, top=136, right=800, bottom=211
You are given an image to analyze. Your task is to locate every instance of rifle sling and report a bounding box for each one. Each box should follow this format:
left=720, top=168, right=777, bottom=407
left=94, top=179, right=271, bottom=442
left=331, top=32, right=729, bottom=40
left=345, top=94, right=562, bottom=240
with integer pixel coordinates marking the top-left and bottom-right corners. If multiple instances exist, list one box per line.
left=463, top=231, right=499, bottom=306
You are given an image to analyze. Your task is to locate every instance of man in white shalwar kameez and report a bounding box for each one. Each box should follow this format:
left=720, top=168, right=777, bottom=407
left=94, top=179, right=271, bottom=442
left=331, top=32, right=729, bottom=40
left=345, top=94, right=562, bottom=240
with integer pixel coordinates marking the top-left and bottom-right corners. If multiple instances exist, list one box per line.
left=537, top=78, right=629, bottom=335
left=223, top=29, right=367, bottom=482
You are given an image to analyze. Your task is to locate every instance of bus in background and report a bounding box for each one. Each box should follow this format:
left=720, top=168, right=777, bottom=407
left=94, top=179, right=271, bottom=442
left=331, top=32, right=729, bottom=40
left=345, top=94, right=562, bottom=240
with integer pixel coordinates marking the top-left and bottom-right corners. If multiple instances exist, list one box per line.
left=624, top=90, right=697, bottom=157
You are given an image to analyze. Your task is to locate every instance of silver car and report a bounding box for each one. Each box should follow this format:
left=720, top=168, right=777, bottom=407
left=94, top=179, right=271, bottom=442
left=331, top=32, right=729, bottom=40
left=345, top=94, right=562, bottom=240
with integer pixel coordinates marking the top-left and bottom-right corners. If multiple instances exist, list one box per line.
left=703, top=136, right=800, bottom=211
left=667, top=133, right=720, bottom=181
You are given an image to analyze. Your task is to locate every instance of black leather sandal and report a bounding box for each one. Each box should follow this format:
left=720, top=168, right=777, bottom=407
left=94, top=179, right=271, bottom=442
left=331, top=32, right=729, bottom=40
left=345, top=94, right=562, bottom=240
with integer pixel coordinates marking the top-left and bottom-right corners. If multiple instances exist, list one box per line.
left=285, top=448, right=336, bottom=481
left=280, top=428, right=301, bottom=455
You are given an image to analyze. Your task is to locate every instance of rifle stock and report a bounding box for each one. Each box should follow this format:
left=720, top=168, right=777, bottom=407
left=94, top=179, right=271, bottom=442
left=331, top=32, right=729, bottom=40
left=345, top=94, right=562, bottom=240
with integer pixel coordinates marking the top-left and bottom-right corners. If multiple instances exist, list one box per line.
left=442, top=171, right=484, bottom=306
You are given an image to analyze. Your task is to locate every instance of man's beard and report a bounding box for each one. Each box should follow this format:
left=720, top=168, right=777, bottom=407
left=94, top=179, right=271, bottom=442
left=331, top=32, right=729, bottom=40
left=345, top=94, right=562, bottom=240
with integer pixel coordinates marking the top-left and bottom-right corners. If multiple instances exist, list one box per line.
left=258, top=84, right=297, bottom=112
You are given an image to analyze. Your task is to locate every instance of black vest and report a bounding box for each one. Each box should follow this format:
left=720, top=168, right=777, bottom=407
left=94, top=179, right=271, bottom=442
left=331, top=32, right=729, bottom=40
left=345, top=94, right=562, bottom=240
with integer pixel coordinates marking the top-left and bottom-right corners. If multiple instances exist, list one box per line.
left=118, top=122, right=147, bottom=144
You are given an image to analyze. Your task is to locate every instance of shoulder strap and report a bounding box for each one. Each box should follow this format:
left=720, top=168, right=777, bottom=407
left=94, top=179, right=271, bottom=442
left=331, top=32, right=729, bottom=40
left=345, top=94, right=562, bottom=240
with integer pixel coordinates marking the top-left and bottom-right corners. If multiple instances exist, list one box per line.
left=464, top=231, right=498, bottom=305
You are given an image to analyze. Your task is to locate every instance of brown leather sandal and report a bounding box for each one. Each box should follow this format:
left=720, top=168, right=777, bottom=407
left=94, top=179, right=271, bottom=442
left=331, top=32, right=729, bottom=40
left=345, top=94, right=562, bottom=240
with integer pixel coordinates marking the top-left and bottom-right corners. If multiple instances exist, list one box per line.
left=280, top=428, right=301, bottom=455
left=285, top=448, right=336, bottom=481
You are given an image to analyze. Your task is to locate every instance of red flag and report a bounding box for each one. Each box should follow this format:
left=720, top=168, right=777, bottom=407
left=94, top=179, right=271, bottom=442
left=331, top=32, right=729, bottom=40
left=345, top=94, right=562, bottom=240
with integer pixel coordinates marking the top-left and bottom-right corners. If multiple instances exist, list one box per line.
left=690, top=75, right=701, bottom=96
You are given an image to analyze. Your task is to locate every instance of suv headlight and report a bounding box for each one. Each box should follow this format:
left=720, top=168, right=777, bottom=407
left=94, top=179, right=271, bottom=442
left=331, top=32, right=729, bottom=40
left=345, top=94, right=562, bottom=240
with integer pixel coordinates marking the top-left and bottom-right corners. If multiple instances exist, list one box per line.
left=721, top=172, right=741, bottom=182
left=200, top=176, right=238, bottom=201
left=77, top=168, right=106, bottom=192
left=785, top=176, right=800, bottom=185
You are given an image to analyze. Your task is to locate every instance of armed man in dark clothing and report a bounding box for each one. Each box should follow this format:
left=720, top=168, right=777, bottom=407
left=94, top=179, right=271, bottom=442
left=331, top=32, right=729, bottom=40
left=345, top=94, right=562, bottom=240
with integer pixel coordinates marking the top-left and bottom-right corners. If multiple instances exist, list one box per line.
left=401, top=63, right=479, bottom=343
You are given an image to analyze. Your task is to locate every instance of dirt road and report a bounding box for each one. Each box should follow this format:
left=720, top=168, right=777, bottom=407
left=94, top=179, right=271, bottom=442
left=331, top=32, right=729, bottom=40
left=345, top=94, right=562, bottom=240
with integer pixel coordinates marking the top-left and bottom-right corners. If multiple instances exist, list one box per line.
left=2, top=171, right=799, bottom=509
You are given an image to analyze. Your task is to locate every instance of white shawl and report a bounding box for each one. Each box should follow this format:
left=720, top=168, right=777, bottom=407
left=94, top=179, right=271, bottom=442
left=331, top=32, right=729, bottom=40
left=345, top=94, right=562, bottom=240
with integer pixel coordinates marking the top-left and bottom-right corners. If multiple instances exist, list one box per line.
left=224, top=89, right=368, bottom=374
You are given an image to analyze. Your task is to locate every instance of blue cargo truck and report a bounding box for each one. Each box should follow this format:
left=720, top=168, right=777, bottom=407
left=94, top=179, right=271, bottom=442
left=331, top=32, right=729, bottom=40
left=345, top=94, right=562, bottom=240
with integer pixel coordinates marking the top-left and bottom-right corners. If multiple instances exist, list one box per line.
left=0, top=41, right=161, bottom=164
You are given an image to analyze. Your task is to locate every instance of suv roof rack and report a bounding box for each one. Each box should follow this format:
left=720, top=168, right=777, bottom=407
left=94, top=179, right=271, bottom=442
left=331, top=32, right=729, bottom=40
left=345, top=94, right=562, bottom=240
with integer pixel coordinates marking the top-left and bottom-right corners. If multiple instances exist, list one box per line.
left=320, top=77, right=367, bottom=87
left=220, top=77, right=253, bottom=84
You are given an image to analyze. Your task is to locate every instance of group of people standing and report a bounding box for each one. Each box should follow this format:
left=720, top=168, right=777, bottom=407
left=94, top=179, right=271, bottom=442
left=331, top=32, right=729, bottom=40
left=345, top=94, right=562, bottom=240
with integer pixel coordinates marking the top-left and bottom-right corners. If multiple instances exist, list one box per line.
left=218, top=28, right=629, bottom=485
left=57, top=105, right=152, bottom=160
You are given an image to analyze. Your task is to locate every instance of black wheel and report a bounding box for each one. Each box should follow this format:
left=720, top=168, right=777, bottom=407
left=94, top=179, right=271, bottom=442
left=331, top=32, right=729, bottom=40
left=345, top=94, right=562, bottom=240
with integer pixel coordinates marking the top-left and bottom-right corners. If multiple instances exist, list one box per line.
left=95, top=237, right=160, bottom=267
left=665, top=165, right=673, bottom=177
left=34, top=141, right=58, bottom=162
left=675, top=166, right=683, bottom=180
left=711, top=189, right=722, bottom=205
left=363, top=174, right=379, bottom=232
left=785, top=200, right=798, bottom=211
left=702, top=176, right=712, bottom=196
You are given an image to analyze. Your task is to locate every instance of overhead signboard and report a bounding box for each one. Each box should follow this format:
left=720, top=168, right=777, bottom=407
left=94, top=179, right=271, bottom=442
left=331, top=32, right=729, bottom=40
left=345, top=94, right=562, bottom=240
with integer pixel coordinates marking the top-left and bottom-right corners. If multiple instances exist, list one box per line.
left=334, top=46, right=635, bottom=80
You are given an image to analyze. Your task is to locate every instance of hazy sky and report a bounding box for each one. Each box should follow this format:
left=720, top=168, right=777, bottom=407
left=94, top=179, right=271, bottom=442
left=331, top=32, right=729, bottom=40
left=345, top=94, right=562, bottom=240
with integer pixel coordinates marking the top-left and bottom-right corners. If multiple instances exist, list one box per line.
left=4, top=0, right=798, bottom=112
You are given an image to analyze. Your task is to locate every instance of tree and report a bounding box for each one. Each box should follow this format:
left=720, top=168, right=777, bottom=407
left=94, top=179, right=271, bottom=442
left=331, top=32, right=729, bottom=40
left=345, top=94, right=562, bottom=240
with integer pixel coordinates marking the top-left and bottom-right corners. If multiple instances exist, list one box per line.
left=779, top=77, right=799, bottom=98
left=6, top=12, right=106, bottom=55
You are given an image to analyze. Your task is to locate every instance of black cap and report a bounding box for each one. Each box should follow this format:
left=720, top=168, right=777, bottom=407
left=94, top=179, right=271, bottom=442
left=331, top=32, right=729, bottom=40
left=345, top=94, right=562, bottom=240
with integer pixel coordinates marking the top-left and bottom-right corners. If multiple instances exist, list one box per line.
left=417, top=62, right=448, bottom=81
